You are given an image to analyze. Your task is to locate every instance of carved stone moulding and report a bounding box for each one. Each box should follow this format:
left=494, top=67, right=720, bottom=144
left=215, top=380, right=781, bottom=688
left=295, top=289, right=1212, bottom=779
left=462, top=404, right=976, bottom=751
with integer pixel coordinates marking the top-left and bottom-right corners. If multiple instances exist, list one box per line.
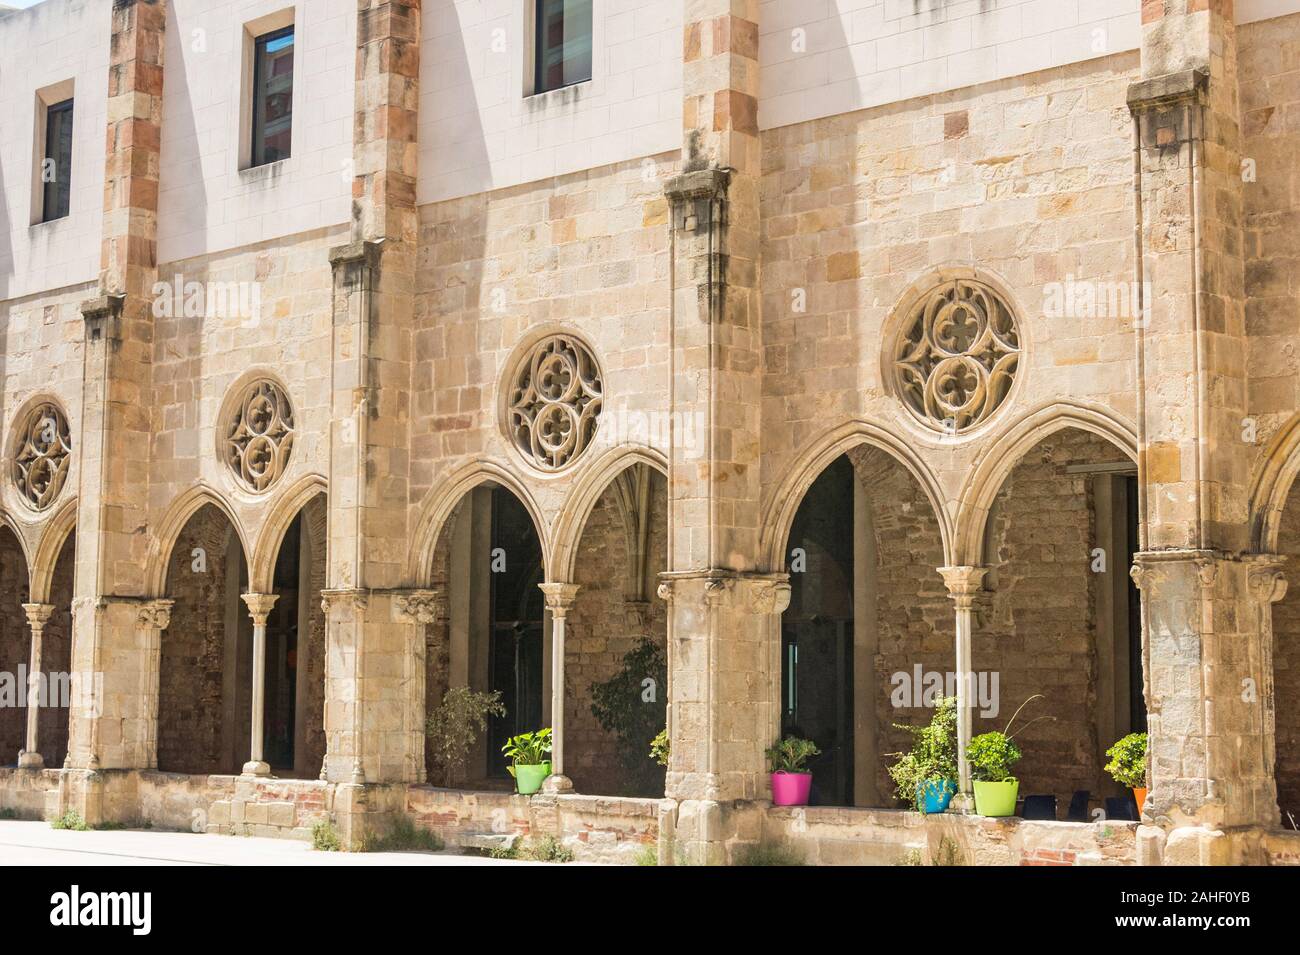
left=506, top=333, right=603, bottom=472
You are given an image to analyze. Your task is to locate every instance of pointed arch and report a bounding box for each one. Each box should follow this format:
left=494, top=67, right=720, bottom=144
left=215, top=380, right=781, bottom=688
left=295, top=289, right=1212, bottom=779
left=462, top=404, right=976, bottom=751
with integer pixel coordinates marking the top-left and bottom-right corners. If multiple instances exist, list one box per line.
left=408, top=458, right=551, bottom=584
left=1249, top=412, right=1300, bottom=553
left=952, top=399, right=1138, bottom=566
left=0, top=509, right=32, bottom=589
left=28, top=495, right=77, bottom=603
left=549, top=444, right=668, bottom=584
left=146, top=484, right=251, bottom=597
left=760, top=420, right=954, bottom=571
left=248, top=473, right=327, bottom=594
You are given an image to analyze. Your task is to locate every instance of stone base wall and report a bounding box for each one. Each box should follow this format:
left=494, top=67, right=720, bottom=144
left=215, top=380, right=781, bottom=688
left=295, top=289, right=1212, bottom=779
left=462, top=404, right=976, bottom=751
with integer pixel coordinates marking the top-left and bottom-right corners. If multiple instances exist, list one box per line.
left=0, top=767, right=59, bottom=820
left=753, top=805, right=1138, bottom=866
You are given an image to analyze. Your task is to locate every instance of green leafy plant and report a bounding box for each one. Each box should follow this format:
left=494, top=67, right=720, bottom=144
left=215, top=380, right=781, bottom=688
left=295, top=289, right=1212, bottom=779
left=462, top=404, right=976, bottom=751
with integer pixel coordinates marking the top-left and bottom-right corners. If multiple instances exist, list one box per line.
left=589, top=638, right=668, bottom=794
left=649, top=728, right=669, bottom=768
left=488, top=836, right=574, bottom=863
left=633, top=845, right=659, bottom=866
left=1104, top=732, right=1148, bottom=789
left=886, top=696, right=958, bottom=809
left=311, top=820, right=341, bottom=852
left=734, top=841, right=805, bottom=866
left=965, top=694, right=1051, bottom=783
left=362, top=816, right=444, bottom=853
left=766, top=736, right=821, bottom=774
left=502, top=727, right=553, bottom=767
left=425, top=687, right=506, bottom=786
left=895, top=836, right=964, bottom=867
left=50, top=810, right=89, bottom=831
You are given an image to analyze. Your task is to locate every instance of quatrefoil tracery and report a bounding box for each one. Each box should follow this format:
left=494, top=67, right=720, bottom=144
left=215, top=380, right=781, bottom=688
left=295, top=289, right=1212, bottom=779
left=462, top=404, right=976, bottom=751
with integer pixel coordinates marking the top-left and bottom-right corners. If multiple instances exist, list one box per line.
left=507, top=335, right=603, bottom=471
left=13, top=402, right=71, bottom=511
left=225, top=379, right=295, bottom=493
left=892, top=279, right=1020, bottom=433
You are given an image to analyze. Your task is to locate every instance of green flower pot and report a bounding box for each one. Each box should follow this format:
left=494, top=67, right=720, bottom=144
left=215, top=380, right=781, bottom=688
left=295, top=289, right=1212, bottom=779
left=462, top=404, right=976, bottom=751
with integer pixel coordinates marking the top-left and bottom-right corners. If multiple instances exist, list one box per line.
left=515, top=761, right=551, bottom=795
left=972, top=779, right=1019, bottom=817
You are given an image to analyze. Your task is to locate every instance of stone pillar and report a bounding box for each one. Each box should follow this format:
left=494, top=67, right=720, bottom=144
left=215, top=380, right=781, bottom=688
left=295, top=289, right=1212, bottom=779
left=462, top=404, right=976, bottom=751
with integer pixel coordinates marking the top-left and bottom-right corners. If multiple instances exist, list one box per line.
left=136, top=599, right=172, bottom=770
left=661, top=0, right=767, bottom=865
left=241, top=593, right=278, bottom=776
left=392, top=589, right=440, bottom=785
left=539, top=583, right=579, bottom=793
left=68, top=0, right=164, bottom=774
left=18, top=604, right=55, bottom=769
left=1129, top=1, right=1269, bottom=865
left=939, top=567, right=988, bottom=805
left=321, top=0, right=423, bottom=791
left=1131, top=554, right=1285, bottom=864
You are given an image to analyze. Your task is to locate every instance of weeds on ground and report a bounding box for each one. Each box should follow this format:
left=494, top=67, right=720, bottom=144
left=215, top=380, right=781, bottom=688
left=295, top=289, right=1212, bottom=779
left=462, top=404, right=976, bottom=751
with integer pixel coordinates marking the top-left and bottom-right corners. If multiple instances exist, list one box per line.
left=361, top=816, right=444, bottom=853
left=733, top=842, right=804, bottom=866
left=311, top=820, right=341, bottom=852
left=49, top=810, right=89, bottom=831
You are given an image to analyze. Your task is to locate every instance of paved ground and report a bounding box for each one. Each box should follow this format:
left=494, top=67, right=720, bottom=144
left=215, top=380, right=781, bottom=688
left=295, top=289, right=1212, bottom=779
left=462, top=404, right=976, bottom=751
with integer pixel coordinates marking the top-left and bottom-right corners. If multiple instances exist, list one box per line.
left=0, top=820, right=546, bottom=866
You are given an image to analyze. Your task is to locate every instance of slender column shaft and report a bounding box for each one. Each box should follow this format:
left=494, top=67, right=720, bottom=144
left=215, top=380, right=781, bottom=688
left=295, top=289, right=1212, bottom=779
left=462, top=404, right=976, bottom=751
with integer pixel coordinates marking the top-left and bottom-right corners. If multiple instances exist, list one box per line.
left=939, top=567, right=988, bottom=804
left=241, top=593, right=278, bottom=776
left=19, top=604, right=55, bottom=769
left=539, top=583, right=580, bottom=792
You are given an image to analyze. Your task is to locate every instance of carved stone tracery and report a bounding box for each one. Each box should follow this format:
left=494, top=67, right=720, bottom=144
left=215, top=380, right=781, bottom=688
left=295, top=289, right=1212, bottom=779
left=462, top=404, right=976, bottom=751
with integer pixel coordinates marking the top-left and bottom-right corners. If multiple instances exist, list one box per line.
left=224, top=379, right=295, bottom=493
left=507, top=334, right=603, bottom=471
left=13, top=401, right=72, bottom=510
left=891, top=279, right=1020, bottom=433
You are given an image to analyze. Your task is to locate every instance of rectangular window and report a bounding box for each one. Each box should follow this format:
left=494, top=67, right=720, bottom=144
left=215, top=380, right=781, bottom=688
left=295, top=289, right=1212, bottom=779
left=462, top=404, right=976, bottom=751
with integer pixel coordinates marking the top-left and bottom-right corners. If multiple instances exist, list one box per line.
left=534, top=0, right=592, bottom=94
left=251, top=26, right=294, bottom=167
left=41, top=98, right=73, bottom=222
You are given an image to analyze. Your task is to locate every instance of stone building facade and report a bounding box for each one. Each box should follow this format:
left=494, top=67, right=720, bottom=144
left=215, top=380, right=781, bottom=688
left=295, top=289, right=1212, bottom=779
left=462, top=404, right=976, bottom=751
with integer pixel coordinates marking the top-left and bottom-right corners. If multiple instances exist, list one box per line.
left=1, top=0, right=1300, bottom=865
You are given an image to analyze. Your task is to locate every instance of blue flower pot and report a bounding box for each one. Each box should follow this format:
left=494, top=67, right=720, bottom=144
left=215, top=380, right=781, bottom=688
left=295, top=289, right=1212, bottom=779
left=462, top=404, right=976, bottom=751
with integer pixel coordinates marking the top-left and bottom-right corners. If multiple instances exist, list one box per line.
left=917, top=778, right=956, bottom=814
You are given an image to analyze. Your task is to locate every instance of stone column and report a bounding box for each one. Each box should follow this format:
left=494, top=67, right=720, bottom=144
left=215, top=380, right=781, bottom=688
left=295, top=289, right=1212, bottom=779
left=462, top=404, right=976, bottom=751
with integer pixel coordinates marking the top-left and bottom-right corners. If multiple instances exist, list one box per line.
left=538, top=583, right=579, bottom=793
left=136, top=599, right=173, bottom=770
left=321, top=0, right=423, bottom=793
left=241, top=593, right=278, bottom=777
left=17, top=604, right=55, bottom=769
left=659, top=0, right=768, bottom=866
left=68, top=0, right=165, bottom=775
left=392, top=589, right=440, bottom=784
left=939, top=567, right=988, bottom=804
left=1130, top=554, right=1285, bottom=864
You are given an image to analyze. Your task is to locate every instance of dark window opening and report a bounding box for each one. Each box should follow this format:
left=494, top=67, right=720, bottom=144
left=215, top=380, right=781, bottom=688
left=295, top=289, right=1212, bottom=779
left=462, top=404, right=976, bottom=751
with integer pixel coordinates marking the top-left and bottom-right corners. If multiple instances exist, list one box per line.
left=265, top=515, right=300, bottom=772
left=41, top=98, right=73, bottom=222
left=251, top=26, right=294, bottom=167
left=534, top=0, right=592, bottom=94
left=1125, top=474, right=1146, bottom=734
left=487, top=488, right=545, bottom=777
left=781, top=455, right=855, bottom=807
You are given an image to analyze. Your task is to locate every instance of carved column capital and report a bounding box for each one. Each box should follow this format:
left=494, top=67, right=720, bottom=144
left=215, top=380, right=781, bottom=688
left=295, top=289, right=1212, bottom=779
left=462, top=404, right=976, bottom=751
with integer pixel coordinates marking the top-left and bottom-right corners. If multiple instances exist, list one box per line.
left=392, top=588, right=441, bottom=624
left=1247, top=556, right=1289, bottom=605
left=241, top=592, right=279, bottom=626
left=137, top=598, right=174, bottom=631
left=939, top=566, right=989, bottom=610
left=320, top=588, right=368, bottom=620
left=539, top=582, right=581, bottom=618
left=744, top=577, right=791, bottom=615
left=21, top=603, right=56, bottom=631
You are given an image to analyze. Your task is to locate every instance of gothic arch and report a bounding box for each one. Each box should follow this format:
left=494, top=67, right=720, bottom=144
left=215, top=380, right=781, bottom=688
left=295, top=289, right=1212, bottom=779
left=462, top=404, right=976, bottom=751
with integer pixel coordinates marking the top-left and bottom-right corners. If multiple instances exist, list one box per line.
left=408, top=458, right=551, bottom=583
left=147, top=484, right=251, bottom=597
left=0, top=509, right=32, bottom=586
left=248, top=473, right=327, bottom=594
left=549, top=444, right=668, bottom=584
left=1249, top=412, right=1300, bottom=553
left=760, top=420, right=954, bottom=571
left=28, top=495, right=77, bottom=603
left=952, top=400, right=1138, bottom=566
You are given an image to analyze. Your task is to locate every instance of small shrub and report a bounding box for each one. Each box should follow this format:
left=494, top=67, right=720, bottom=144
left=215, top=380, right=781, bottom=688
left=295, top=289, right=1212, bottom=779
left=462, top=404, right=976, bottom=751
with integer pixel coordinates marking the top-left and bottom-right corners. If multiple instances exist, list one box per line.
left=425, top=688, right=506, bottom=787
left=633, top=845, right=659, bottom=866
left=50, top=810, right=89, bottom=831
left=966, top=731, right=1022, bottom=782
left=765, top=736, right=820, bottom=773
left=649, top=728, right=669, bottom=768
left=0, top=808, right=18, bottom=820
left=487, top=843, right=518, bottom=860
left=1104, top=732, right=1148, bottom=789
left=311, top=820, right=341, bottom=852
left=363, top=816, right=444, bottom=853
left=521, top=836, right=574, bottom=863
left=734, top=841, right=805, bottom=866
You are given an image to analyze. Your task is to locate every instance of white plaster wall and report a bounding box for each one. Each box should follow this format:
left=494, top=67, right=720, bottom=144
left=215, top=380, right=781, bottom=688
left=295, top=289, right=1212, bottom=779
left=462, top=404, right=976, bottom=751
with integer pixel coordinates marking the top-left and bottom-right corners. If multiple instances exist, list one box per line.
left=418, top=0, right=682, bottom=204
left=759, top=0, right=1141, bottom=130
left=156, top=0, right=354, bottom=264
left=0, top=0, right=109, bottom=301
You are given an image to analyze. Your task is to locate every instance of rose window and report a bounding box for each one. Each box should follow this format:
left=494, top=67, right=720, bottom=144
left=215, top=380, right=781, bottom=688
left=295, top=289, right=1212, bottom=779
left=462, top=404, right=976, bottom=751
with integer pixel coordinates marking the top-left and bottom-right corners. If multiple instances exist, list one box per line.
left=13, top=401, right=71, bottom=510
left=225, top=379, right=295, bottom=492
left=507, top=335, right=603, bottom=471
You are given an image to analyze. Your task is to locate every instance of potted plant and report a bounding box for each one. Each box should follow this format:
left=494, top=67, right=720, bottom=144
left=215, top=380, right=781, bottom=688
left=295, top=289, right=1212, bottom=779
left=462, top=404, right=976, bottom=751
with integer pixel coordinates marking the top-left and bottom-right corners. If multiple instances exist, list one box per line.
left=965, top=695, right=1049, bottom=817
left=1105, top=731, right=1148, bottom=814
left=766, top=736, right=820, bottom=806
left=502, top=728, right=552, bottom=795
left=887, top=696, right=958, bottom=813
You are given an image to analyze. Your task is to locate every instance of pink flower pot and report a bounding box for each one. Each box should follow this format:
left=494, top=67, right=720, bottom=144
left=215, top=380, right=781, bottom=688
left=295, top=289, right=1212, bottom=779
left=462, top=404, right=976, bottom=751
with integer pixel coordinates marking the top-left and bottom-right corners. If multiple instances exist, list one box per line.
left=771, top=771, right=812, bottom=806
